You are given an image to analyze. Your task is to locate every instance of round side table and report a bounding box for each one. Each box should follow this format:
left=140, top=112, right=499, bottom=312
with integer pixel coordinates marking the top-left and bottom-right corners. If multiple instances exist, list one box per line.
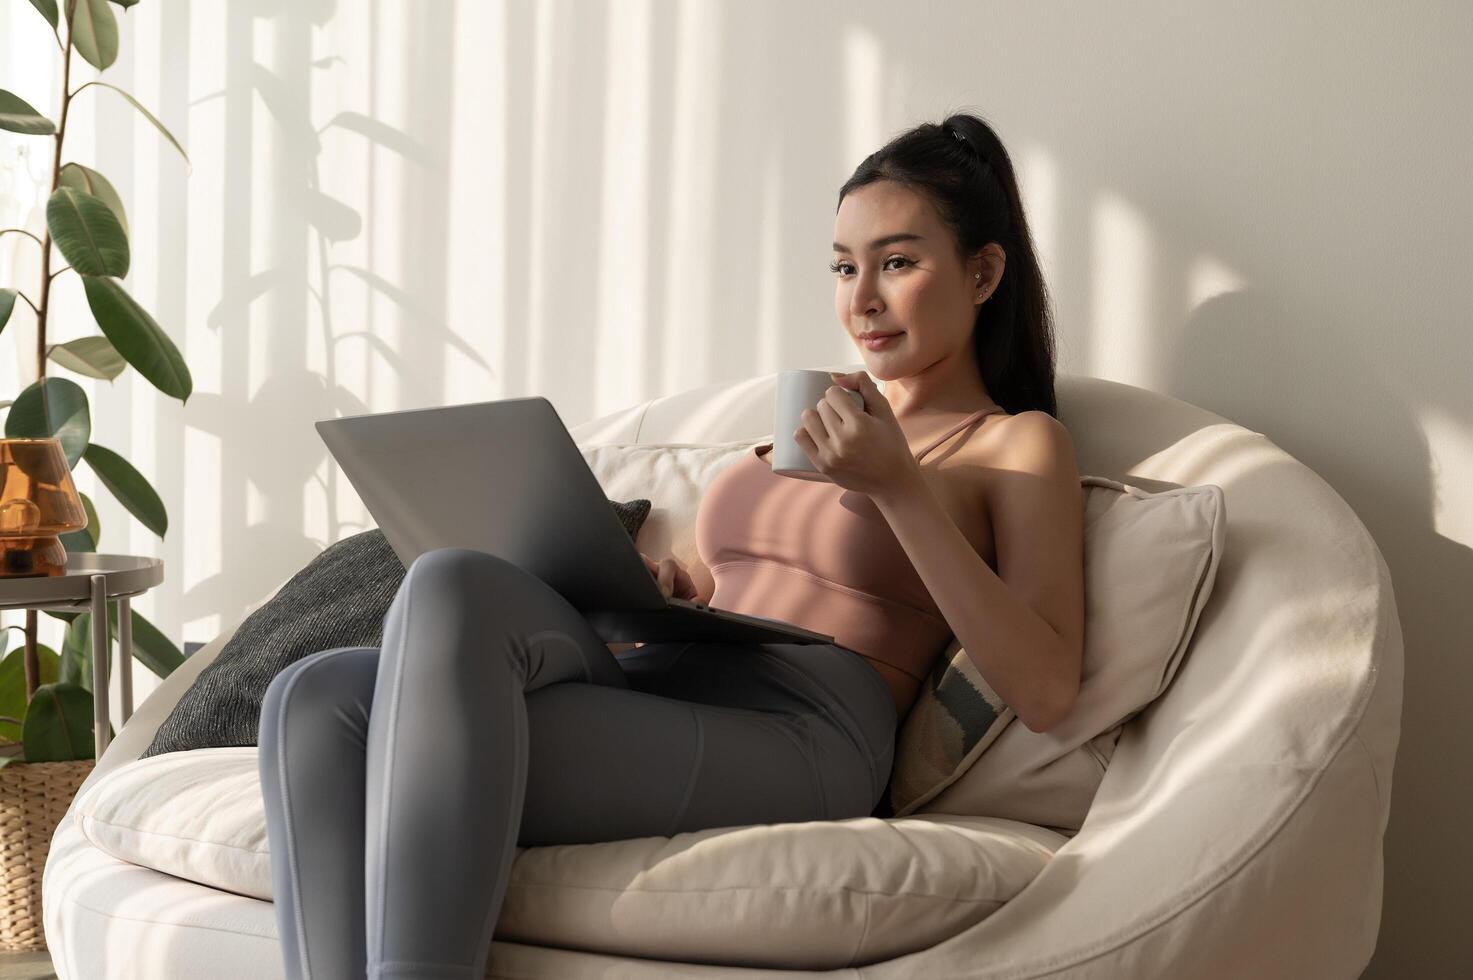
left=0, top=554, right=164, bottom=759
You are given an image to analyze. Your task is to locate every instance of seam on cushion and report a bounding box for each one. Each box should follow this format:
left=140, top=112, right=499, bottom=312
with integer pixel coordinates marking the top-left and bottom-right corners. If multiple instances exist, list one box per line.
left=60, top=891, right=283, bottom=941
left=507, top=880, right=1016, bottom=904
left=76, top=814, right=270, bottom=853
left=995, top=603, right=1392, bottom=979
left=1155, top=530, right=1217, bottom=695
left=632, top=401, right=652, bottom=441
left=56, top=872, right=1006, bottom=946
left=848, top=891, right=873, bottom=968
left=1083, top=738, right=1110, bottom=773
left=1351, top=730, right=1382, bottom=810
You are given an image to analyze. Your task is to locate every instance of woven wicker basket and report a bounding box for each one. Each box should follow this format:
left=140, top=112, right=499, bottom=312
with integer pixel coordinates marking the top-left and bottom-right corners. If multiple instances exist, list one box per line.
left=0, top=758, right=95, bottom=951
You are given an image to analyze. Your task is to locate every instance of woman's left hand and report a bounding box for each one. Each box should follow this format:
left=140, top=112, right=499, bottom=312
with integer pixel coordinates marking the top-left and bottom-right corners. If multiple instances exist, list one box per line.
left=793, top=371, right=922, bottom=499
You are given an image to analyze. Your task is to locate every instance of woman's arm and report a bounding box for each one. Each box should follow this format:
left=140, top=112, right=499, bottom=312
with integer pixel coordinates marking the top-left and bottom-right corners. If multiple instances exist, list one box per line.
left=869, top=414, right=1084, bottom=733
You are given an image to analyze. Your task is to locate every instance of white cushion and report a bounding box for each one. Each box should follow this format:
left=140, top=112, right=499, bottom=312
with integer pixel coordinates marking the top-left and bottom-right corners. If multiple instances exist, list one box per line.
left=579, top=438, right=759, bottom=571
left=72, top=745, right=1067, bottom=969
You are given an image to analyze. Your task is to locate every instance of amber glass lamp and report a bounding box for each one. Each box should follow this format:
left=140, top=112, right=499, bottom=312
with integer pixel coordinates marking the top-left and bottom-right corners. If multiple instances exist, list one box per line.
left=0, top=438, right=88, bottom=577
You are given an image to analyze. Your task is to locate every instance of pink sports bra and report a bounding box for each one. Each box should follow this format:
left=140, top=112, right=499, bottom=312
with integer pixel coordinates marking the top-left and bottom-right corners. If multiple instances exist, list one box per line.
left=694, top=404, right=1007, bottom=710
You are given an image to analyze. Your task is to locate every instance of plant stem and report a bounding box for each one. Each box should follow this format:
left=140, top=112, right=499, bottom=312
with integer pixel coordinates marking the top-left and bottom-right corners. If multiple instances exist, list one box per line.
left=35, top=25, right=73, bottom=382
left=0, top=228, right=45, bottom=247
left=23, top=24, right=74, bottom=704
left=23, top=610, right=38, bottom=703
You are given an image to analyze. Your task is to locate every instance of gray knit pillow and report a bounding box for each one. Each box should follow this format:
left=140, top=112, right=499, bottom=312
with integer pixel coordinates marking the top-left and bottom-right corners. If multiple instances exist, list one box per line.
left=140, top=499, right=652, bottom=758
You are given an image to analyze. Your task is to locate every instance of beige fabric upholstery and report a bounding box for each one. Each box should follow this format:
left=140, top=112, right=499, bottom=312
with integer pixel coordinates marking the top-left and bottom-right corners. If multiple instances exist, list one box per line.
left=70, top=745, right=1064, bottom=970
left=43, top=367, right=1402, bottom=979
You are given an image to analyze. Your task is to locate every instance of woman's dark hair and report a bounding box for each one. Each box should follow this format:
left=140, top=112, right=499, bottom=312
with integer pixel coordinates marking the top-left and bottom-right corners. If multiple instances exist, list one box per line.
left=837, top=111, right=1057, bottom=418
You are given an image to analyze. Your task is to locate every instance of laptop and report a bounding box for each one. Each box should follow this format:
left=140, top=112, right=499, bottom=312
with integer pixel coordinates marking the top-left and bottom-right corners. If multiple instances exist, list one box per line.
left=314, top=396, right=836, bottom=646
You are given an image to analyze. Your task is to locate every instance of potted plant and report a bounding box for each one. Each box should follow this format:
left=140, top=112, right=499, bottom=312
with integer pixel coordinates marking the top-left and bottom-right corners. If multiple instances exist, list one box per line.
left=0, top=0, right=194, bottom=951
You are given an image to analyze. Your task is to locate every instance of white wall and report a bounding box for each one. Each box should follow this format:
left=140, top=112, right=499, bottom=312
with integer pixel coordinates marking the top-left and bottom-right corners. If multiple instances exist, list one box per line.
left=1, top=1, right=1468, bottom=974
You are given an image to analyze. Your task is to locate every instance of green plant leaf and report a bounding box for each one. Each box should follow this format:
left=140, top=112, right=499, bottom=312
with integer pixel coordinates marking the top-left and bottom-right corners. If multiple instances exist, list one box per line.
left=76, top=82, right=189, bottom=169
left=119, top=607, right=183, bottom=678
left=67, top=0, right=120, bottom=71
left=59, top=162, right=128, bottom=236
left=49, top=335, right=127, bottom=380
left=57, top=612, right=91, bottom=689
left=22, top=681, right=95, bottom=761
left=0, top=89, right=56, bottom=135
left=29, top=0, right=60, bottom=30
left=48, top=602, right=181, bottom=682
left=108, top=0, right=140, bottom=10
left=47, top=186, right=129, bottom=277
left=83, top=441, right=167, bottom=537
left=3, top=376, right=91, bottom=467
left=0, top=289, right=16, bottom=334
left=81, top=277, right=191, bottom=401
left=59, top=490, right=100, bottom=552
left=0, top=645, right=60, bottom=743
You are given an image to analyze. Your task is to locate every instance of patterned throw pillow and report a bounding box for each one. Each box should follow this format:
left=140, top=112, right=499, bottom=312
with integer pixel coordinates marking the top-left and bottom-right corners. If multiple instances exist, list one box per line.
left=139, top=498, right=651, bottom=759
left=889, top=476, right=1225, bottom=823
left=887, top=638, right=1014, bottom=817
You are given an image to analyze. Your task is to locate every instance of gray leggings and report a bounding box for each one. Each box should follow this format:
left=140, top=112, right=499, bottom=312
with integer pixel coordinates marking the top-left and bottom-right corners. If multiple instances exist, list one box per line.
left=256, top=546, right=898, bottom=980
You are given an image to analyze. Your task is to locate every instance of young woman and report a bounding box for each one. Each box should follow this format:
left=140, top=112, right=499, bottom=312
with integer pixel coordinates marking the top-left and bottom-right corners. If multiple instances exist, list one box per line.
left=257, top=111, right=1085, bottom=980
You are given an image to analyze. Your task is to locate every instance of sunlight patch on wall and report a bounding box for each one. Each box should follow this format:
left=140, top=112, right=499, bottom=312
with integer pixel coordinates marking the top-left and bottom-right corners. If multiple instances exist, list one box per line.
left=1016, top=142, right=1059, bottom=282
left=1187, top=252, right=1247, bottom=308
left=313, top=448, right=374, bottom=545
left=246, top=473, right=267, bottom=528
left=524, top=0, right=558, bottom=396
left=1014, top=141, right=1077, bottom=370
left=128, top=378, right=158, bottom=559
left=1, top=6, right=65, bottom=394
left=1419, top=405, right=1473, bottom=545
left=367, top=0, right=411, bottom=411
left=755, top=139, right=783, bottom=370
left=184, top=17, right=227, bottom=398
left=659, top=0, right=722, bottom=391
left=183, top=427, right=223, bottom=594
left=247, top=17, right=279, bottom=406
left=444, top=0, right=508, bottom=406
left=594, top=0, right=654, bottom=417
left=1089, top=191, right=1154, bottom=385
left=840, top=26, right=883, bottom=181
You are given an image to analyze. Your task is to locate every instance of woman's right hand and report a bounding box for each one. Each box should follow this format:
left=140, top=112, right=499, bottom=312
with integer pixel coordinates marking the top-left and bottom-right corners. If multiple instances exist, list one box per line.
left=639, top=552, right=700, bottom=601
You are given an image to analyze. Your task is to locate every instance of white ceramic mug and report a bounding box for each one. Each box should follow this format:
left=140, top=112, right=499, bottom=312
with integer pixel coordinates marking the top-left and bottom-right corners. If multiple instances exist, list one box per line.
left=770, top=369, right=867, bottom=481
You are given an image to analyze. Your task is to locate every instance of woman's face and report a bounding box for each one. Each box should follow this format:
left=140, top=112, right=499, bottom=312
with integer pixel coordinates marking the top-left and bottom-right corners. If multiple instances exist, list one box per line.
left=830, top=180, right=990, bottom=380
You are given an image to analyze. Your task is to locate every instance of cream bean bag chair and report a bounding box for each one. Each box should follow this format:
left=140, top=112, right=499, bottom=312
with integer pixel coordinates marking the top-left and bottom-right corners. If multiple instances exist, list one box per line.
left=41, top=368, right=1402, bottom=979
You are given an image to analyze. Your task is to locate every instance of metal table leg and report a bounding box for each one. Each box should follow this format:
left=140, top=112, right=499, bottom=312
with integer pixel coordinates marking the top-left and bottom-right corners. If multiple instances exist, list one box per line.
left=119, top=595, right=134, bottom=723
left=90, top=574, right=110, bottom=759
